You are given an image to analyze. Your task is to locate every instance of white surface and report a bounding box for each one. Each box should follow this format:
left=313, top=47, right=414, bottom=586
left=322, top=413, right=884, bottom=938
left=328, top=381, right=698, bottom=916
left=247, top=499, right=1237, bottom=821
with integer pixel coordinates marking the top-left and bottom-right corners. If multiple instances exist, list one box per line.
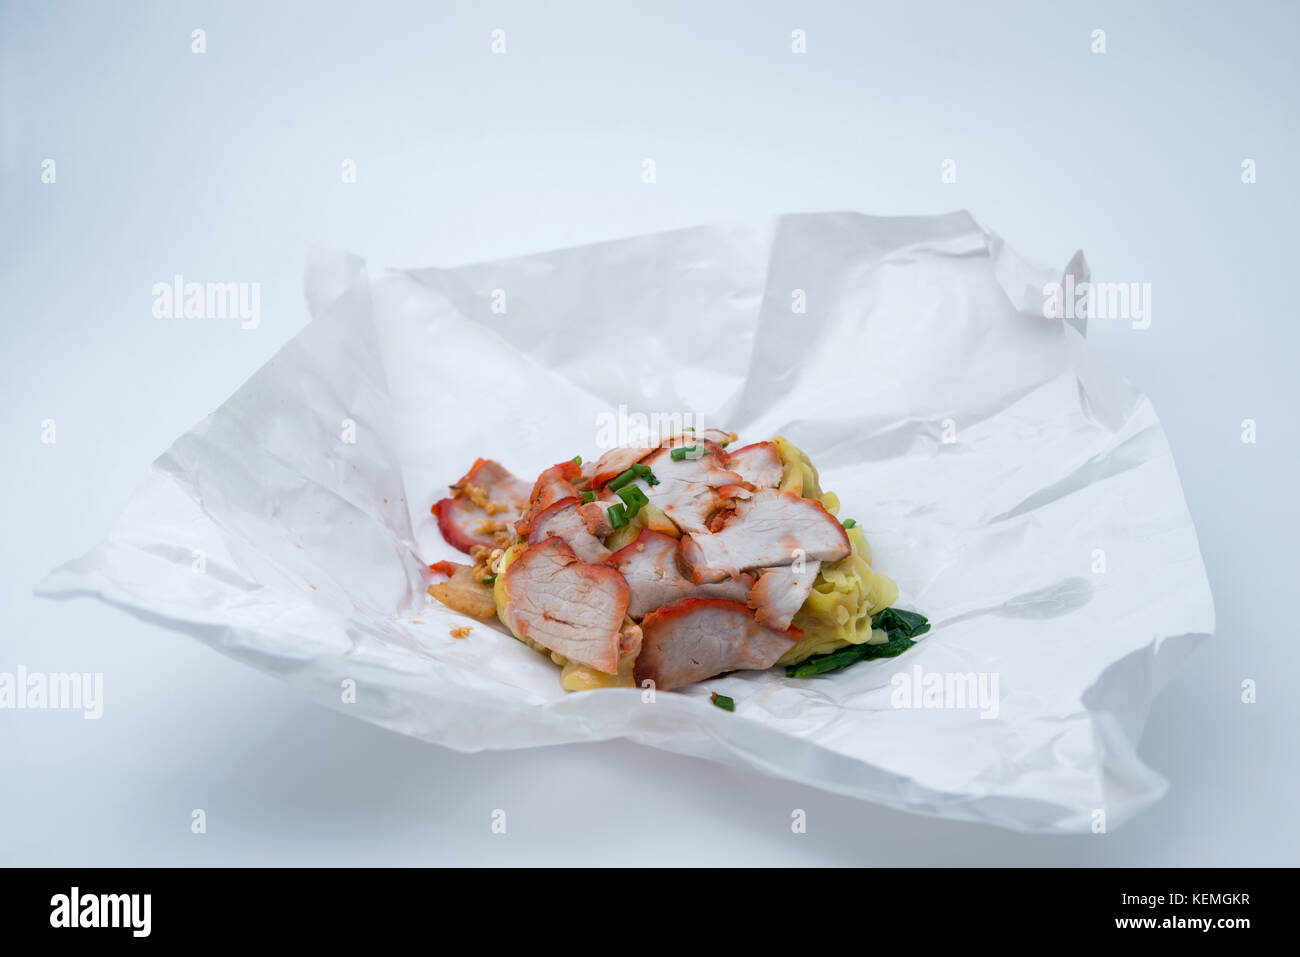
left=2, top=0, right=1296, bottom=864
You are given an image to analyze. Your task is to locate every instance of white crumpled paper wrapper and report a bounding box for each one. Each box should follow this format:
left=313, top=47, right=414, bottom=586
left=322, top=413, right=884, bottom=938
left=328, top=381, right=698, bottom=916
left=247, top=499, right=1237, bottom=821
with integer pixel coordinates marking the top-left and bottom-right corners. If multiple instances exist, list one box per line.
left=39, top=211, right=1214, bottom=833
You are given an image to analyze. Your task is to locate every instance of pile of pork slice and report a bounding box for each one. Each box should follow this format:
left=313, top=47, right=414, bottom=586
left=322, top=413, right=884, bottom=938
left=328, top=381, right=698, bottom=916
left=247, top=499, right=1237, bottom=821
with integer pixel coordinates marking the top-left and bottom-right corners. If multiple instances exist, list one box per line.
left=431, top=430, right=851, bottom=690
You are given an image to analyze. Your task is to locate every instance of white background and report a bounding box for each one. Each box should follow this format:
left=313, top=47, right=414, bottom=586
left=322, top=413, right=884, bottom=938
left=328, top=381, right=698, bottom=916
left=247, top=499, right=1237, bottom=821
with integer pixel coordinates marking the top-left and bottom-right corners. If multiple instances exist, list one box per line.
left=2, top=1, right=1296, bottom=864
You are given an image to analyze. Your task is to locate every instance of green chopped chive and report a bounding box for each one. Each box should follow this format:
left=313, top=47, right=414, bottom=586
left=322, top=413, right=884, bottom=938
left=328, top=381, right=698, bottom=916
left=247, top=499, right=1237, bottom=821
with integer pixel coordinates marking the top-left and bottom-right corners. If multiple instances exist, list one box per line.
left=571, top=455, right=582, bottom=465
left=607, top=503, right=628, bottom=528
left=581, top=490, right=596, bottom=503
left=481, top=574, right=497, bottom=585
left=608, top=461, right=660, bottom=492
left=670, top=444, right=702, bottom=461
left=617, top=484, right=649, bottom=519
left=710, top=692, right=735, bottom=712
left=607, top=470, right=634, bottom=491
left=843, top=518, right=857, bottom=529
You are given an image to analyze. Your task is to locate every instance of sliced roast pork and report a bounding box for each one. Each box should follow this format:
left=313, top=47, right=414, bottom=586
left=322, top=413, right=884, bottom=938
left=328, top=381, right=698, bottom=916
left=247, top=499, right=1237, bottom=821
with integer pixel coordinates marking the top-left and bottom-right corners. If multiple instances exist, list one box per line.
left=432, top=458, right=532, bottom=553
left=633, top=598, right=801, bottom=690
left=747, top=561, right=822, bottom=631
left=727, top=441, right=784, bottom=490
left=578, top=499, right=616, bottom=536
left=590, top=430, right=732, bottom=488
left=500, top=537, right=629, bottom=674
left=608, top=528, right=753, bottom=618
left=679, top=489, right=851, bottom=582
left=660, top=429, right=736, bottom=448
left=590, top=445, right=656, bottom=489
left=527, top=496, right=613, bottom=564
left=638, top=444, right=745, bottom=534
left=514, top=460, right=583, bottom=537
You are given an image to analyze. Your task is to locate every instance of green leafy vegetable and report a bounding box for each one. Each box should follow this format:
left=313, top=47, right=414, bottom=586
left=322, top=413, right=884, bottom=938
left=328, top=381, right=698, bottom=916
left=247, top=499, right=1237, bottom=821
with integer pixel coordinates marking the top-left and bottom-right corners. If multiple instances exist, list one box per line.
left=571, top=455, right=582, bottom=466
left=842, top=518, right=857, bottom=529
left=873, top=608, right=931, bottom=639
left=784, top=608, right=930, bottom=678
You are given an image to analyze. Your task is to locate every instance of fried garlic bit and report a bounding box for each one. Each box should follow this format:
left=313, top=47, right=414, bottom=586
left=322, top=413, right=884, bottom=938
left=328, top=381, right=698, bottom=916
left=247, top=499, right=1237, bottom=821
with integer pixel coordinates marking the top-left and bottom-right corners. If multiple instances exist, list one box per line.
left=468, top=545, right=505, bottom=583
left=458, top=482, right=510, bottom=516
left=449, top=626, right=472, bottom=639
left=470, top=517, right=513, bottom=548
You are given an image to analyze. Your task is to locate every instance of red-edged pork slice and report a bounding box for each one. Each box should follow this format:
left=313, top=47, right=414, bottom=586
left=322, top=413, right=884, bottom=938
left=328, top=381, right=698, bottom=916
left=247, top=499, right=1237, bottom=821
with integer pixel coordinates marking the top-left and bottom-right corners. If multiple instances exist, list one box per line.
left=633, top=598, right=800, bottom=691
left=433, top=497, right=501, bottom=553
left=528, top=497, right=613, bottom=564
left=609, top=529, right=753, bottom=618
left=748, top=561, right=822, bottom=631
left=531, top=460, right=582, bottom=508
left=578, top=499, right=616, bottom=536
left=679, top=489, right=851, bottom=582
left=515, top=460, right=583, bottom=536
left=638, top=446, right=745, bottom=535
left=660, top=429, right=737, bottom=448
left=590, top=445, right=656, bottom=489
left=727, top=441, right=784, bottom=490
left=588, top=429, right=736, bottom=489
left=432, top=458, right=532, bottom=553
left=500, top=537, right=629, bottom=674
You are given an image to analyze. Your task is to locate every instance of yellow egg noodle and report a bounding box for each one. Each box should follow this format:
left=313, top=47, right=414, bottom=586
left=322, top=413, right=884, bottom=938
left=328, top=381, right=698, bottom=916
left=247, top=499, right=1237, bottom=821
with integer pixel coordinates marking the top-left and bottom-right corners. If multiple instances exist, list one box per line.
left=770, top=436, right=899, bottom=666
